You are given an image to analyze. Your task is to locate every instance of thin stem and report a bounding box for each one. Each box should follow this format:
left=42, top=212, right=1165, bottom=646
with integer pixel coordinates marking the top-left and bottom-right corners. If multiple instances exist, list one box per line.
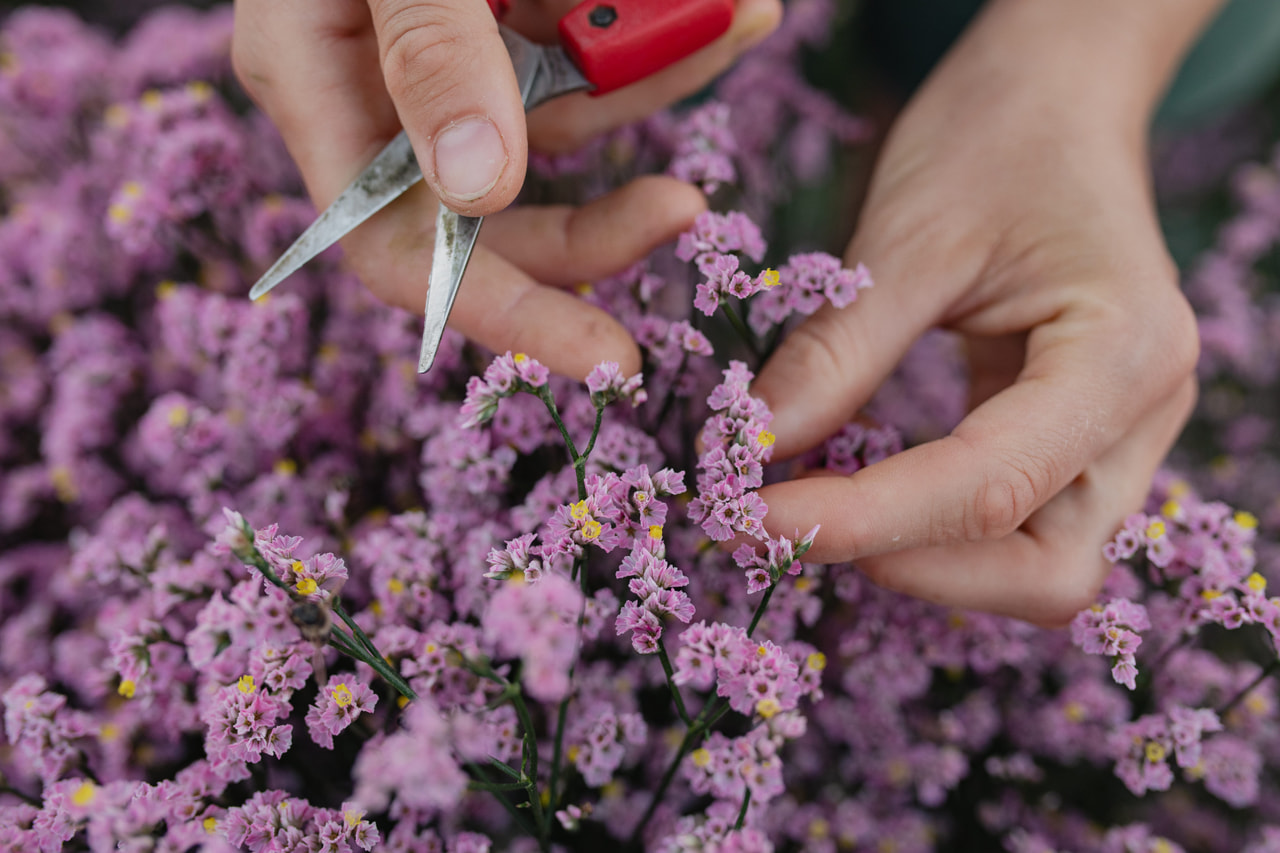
left=469, top=780, right=529, bottom=793
left=236, top=534, right=416, bottom=699
left=651, top=353, right=690, bottom=433
left=632, top=579, right=782, bottom=843
left=734, top=790, right=752, bottom=830
left=745, top=582, right=777, bottom=638
left=1218, top=659, right=1280, bottom=718
left=538, top=388, right=585, bottom=498
left=466, top=762, right=538, bottom=838
left=580, top=405, right=606, bottom=463
left=548, top=694, right=572, bottom=809
left=509, top=693, right=546, bottom=834
left=721, top=301, right=762, bottom=361
left=332, top=598, right=381, bottom=660
left=657, top=639, right=692, bottom=726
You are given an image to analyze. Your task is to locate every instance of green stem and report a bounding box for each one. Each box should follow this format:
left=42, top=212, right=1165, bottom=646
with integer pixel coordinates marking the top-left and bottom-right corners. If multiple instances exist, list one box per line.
left=332, top=598, right=381, bottom=660
left=631, top=580, right=781, bottom=843
left=469, top=780, right=529, bottom=793
left=539, top=387, right=585, bottom=498
left=466, top=762, right=538, bottom=838
left=548, top=693, right=572, bottom=810
left=734, top=789, right=752, bottom=830
left=651, top=352, right=690, bottom=433
left=745, top=582, right=777, bottom=638
left=509, top=693, right=546, bottom=834
left=657, top=639, right=692, bottom=726
left=721, top=301, right=762, bottom=361
left=1218, top=659, right=1280, bottom=718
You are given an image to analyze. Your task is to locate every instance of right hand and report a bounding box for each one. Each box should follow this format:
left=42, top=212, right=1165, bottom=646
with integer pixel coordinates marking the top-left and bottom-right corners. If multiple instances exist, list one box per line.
left=231, top=0, right=780, bottom=378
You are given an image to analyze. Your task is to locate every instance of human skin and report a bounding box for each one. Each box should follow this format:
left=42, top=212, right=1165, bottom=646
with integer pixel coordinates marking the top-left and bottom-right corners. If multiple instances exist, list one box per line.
left=230, top=0, right=781, bottom=380
left=752, top=0, right=1227, bottom=626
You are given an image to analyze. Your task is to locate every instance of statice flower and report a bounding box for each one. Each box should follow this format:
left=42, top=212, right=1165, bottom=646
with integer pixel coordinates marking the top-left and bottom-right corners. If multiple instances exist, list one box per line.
left=749, top=255, right=872, bottom=335
left=459, top=351, right=551, bottom=428
left=585, top=361, right=647, bottom=408
left=689, top=362, right=774, bottom=542
left=350, top=700, right=466, bottom=818
left=305, top=674, right=378, bottom=750
left=667, top=101, right=738, bottom=194
left=2, top=675, right=96, bottom=785
left=1070, top=598, right=1152, bottom=689
left=615, top=536, right=695, bottom=653
left=481, top=573, right=582, bottom=702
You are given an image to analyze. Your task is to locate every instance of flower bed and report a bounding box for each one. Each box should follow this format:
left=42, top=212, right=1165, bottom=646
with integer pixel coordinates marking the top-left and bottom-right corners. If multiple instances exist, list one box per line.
left=2, top=3, right=1280, bottom=852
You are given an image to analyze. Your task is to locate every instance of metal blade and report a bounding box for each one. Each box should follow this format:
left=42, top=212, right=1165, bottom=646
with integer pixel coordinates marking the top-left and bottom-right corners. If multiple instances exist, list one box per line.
left=419, top=208, right=483, bottom=373
left=523, top=43, right=591, bottom=110
left=248, top=131, right=422, bottom=300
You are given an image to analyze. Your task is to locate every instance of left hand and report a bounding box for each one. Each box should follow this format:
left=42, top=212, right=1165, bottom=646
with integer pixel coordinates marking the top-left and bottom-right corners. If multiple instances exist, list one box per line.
left=749, top=0, right=1206, bottom=626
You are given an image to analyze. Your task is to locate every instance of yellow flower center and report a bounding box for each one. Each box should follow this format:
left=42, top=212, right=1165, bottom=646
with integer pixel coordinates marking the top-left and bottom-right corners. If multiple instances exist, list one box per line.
left=761, top=268, right=780, bottom=288
left=332, top=684, right=354, bottom=708
left=569, top=500, right=591, bottom=520
left=274, top=458, right=297, bottom=477
left=581, top=519, right=603, bottom=541
left=1063, top=701, right=1086, bottom=723
left=72, top=781, right=96, bottom=807
left=237, top=675, right=256, bottom=695
left=1247, top=573, right=1267, bottom=593
left=203, top=817, right=217, bottom=833
left=691, top=748, right=712, bottom=768
left=118, top=679, right=137, bottom=699
left=387, top=578, right=405, bottom=594
left=649, top=525, right=663, bottom=540
left=1145, top=742, right=1167, bottom=763
left=757, top=431, right=776, bottom=448
left=756, top=698, right=781, bottom=719
left=1145, top=520, right=1166, bottom=540
left=1201, top=589, right=1223, bottom=601
left=807, top=652, right=827, bottom=671
left=1161, top=499, right=1181, bottom=518
left=1235, top=511, right=1259, bottom=530
left=513, top=353, right=528, bottom=364
left=295, top=577, right=318, bottom=596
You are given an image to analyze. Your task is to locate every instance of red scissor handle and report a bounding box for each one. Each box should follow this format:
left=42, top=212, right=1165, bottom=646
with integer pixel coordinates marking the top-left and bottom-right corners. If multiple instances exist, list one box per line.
left=486, top=0, right=511, bottom=18
left=558, top=0, right=735, bottom=96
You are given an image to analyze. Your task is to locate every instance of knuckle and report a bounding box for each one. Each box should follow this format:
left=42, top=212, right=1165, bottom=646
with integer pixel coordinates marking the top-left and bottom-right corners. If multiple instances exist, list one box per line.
left=379, top=11, right=462, bottom=103
left=777, top=315, right=857, bottom=389
left=963, top=456, right=1046, bottom=541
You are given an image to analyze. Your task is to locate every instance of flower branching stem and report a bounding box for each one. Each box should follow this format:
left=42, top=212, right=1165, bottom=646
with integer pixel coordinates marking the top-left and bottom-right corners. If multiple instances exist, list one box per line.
left=236, top=532, right=417, bottom=700
left=630, top=580, right=780, bottom=843
left=1218, top=659, right=1280, bottom=718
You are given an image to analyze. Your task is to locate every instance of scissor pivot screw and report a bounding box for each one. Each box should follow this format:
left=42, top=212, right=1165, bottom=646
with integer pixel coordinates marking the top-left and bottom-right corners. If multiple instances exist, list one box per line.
left=588, top=5, right=617, bottom=27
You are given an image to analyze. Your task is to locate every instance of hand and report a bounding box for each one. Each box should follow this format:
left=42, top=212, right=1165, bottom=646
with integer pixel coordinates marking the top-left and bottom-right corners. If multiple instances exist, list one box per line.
left=751, top=0, right=1210, bottom=626
left=231, top=0, right=780, bottom=378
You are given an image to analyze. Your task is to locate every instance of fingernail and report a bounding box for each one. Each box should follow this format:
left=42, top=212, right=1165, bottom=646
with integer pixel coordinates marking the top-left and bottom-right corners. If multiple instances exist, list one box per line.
left=433, top=117, right=507, bottom=202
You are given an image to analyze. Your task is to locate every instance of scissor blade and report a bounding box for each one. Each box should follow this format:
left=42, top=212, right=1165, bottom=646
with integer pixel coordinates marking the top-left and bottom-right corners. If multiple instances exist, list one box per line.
left=419, top=208, right=483, bottom=373
left=248, top=132, right=422, bottom=300
left=523, top=43, right=591, bottom=110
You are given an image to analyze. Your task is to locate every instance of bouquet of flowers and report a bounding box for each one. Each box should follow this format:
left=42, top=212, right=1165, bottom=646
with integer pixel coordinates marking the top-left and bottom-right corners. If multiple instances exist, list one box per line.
left=2, top=3, right=1280, bottom=851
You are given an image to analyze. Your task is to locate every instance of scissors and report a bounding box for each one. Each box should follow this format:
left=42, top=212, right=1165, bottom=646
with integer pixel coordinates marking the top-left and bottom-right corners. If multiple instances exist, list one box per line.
left=248, top=0, right=735, bottom=373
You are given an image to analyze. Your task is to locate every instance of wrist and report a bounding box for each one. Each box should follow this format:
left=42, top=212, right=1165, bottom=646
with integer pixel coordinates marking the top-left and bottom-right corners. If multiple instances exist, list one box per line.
left=944, top=0, right=1227, bottom=140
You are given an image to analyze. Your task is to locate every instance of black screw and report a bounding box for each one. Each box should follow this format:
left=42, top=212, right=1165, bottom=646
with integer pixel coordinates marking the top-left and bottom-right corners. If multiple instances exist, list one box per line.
left=588, top=4, right=617, bottom=27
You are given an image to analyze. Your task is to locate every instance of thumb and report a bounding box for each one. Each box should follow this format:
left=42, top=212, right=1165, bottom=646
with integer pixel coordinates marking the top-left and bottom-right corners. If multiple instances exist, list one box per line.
left=370, top=0, right=528, bottom=215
